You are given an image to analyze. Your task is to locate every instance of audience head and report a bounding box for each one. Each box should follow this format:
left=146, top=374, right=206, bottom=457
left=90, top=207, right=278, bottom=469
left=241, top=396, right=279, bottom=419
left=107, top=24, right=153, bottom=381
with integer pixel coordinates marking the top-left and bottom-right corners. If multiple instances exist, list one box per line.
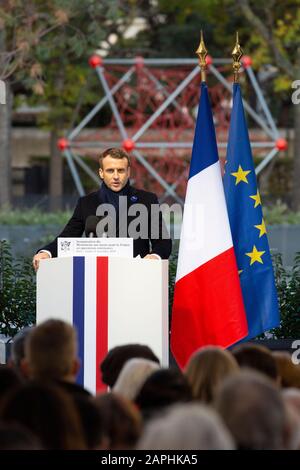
left=100, top=344, right=160, bottom=388
left=9, top=326, right=32, bottom=377
left=273, top=351, right=300, bottom=388
left=0, top=381, right=85, bottom=449
left=93, top=393, right=142, bottom=450
left=282, top=389, right=300, bottom=449
left=232, top=342, right=279, bottom=383
left=24, top=319, right=80, bottom=382
left=113, top=358, right=160, bottom=401
left=0, top=365, right=22, bottom=404
left=135, top=368, right=192, bottom=420
left=74, top=395, right=106, bottom=449
left=215, top=370, right=286, bottom=449
left=138, top=403, right=235, bottom=450
left=0, top=422, right=42, bottom=450
left=185, top=346, right=239, bottom=403
left=282, top=387, right=300, bottom=413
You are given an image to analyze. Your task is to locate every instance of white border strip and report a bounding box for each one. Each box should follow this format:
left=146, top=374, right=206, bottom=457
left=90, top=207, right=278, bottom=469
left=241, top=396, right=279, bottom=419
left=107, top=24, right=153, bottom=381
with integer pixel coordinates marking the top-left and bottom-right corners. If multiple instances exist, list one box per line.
left=83, top=257, right=97, bottom=394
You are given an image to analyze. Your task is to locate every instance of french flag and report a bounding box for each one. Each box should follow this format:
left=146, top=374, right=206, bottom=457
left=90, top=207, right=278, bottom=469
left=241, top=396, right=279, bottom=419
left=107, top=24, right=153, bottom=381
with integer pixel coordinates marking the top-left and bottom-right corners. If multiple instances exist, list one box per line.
left=171, top=83, right=248, bottom=369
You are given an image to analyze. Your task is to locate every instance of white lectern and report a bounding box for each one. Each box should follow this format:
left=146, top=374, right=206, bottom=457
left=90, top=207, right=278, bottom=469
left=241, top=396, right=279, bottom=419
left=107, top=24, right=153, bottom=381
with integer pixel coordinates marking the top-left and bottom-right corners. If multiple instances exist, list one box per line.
left=36, top=256, right=169, bottom=393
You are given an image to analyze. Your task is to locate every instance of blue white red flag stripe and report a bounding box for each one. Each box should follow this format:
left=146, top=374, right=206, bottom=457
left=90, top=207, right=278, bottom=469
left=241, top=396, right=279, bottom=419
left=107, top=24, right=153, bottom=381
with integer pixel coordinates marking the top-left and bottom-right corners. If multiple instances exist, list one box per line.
left=96, top=257, right=109, bottom=391
left=73, top=257, right=85, bottom=386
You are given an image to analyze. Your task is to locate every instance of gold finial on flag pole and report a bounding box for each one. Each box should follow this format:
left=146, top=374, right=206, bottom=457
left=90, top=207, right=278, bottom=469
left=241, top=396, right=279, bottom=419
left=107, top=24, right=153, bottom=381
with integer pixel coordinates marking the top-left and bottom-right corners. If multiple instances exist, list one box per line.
left=196, top=30, right=208, bottom=82
left=232, top=31, right=243, bottom=83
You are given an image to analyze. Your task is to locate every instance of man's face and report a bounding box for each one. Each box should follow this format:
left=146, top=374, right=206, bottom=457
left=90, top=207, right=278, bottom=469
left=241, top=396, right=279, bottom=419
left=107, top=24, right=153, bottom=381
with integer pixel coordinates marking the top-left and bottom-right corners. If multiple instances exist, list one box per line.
left=99, top=156, right=130, bottom=192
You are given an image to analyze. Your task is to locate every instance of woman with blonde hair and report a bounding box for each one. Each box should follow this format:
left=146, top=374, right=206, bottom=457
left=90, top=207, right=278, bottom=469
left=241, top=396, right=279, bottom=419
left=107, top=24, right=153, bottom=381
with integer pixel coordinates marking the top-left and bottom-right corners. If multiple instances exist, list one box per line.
left=184, top=346, right=239, bottom=404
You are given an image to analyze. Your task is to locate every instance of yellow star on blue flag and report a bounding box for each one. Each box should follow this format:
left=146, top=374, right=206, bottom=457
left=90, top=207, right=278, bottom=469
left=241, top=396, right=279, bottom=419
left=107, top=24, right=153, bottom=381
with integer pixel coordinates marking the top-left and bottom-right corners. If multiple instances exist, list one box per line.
left=250, top=190, right=261, bottom=208
left=245, top=245, right=265, bottom=265
left=231, top=165, right=251, bottom=185
left=254, top=219, right=267, bottom=238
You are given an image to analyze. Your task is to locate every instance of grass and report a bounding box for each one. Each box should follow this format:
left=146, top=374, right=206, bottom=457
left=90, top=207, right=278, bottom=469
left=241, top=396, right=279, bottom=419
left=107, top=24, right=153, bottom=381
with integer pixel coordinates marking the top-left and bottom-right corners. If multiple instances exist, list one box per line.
left=0, top=208, right=71, bottom=226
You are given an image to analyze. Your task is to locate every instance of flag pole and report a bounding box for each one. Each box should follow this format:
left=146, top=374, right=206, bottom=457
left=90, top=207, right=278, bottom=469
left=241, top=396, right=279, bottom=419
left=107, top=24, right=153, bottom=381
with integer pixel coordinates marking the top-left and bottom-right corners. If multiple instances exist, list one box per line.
left=232, top=32, right=243, bottom=83
left=196, top=30, right=208, bottom=82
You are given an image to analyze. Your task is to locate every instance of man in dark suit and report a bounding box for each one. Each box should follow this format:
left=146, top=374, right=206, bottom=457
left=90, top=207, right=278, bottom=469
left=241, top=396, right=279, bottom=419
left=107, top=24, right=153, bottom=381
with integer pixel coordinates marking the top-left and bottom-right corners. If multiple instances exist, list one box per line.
left=33, top=148, right=172, bottom=270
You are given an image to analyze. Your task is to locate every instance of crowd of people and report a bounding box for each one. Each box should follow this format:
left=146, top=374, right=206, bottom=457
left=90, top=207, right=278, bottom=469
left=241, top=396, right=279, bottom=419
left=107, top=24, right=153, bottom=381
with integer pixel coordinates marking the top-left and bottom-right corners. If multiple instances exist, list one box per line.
left=1, top=318, right=300, bottom=450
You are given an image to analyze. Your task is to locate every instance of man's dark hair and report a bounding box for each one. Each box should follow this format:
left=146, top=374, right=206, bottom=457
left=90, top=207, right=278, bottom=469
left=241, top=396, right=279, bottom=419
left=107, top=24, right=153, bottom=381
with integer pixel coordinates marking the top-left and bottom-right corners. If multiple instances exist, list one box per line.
left=99, top=148, right=131, bottom=169
left=135, top=368, right=192, bottom=421
left=0, top=365, right=23, bottom=400
left=231, top=343, right=278, bottom=381
left=100, top=344, right=160, bottom=388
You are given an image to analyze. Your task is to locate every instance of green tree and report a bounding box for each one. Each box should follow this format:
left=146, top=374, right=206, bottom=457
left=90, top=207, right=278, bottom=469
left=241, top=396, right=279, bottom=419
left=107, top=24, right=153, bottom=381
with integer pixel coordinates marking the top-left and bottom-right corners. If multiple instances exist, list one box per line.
left=138, top=0, right=300, bottom=210
left=0, top=240, right=35, bottom=337
left=118, top=0, right=251, bottom=58
left=0, top=0, right=136, bottom=209
left=28, top=0, right=137, bottom=210
left=0, top=1, right=55, bottom=206
left=0, top=0, right=75, bottom=207
left=236, top=0, right=300, bottom=210
left=120, top=1, right=298, bottom=208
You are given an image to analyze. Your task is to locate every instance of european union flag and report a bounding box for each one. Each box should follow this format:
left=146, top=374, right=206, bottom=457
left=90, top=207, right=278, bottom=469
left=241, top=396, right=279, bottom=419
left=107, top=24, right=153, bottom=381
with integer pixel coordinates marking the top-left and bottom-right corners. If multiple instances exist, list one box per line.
left=223, top=83, right=280, bottom=340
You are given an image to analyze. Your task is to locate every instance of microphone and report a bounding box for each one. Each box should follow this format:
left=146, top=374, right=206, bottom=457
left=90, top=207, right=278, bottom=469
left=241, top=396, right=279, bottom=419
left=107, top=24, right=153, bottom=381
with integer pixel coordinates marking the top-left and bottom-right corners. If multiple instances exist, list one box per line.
left=85, top=215, right=100, bottom=238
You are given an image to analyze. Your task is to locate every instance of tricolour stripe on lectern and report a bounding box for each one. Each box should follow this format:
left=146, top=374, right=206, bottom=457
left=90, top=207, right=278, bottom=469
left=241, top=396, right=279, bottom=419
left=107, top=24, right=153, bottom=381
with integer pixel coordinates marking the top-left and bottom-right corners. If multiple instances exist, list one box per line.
left=71, top=257, right=109, bottom=392
left=96, top=257, right=109, bottom=391
left=73, top=257, right=85, bottom=386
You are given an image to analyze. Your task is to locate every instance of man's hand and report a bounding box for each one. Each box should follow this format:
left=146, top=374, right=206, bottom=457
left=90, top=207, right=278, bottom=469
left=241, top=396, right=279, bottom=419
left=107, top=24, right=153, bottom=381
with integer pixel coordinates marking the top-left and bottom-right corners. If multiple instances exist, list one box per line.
left=143, top=254, right=161, bottom=260
left=32, top=252, right=50, bottom=272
